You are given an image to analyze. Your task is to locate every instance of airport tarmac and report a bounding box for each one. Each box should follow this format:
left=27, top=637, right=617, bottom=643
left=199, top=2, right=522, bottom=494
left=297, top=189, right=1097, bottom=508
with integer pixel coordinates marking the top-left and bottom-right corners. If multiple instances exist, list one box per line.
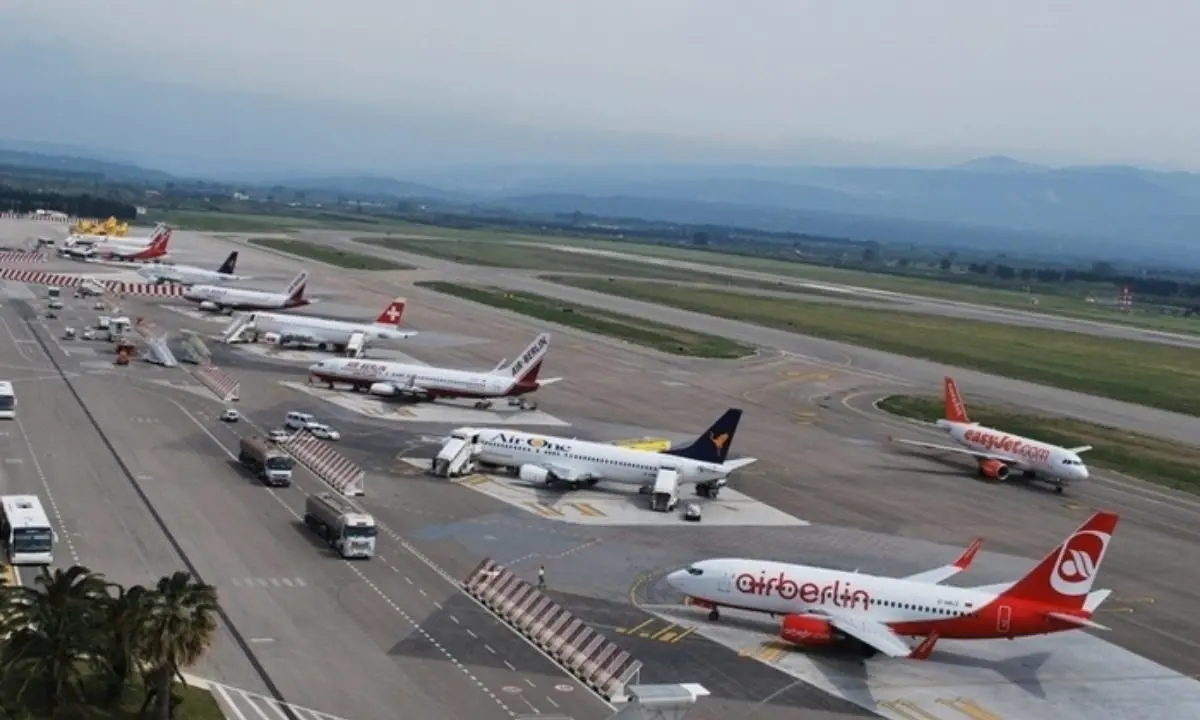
left=7, top=220, right=1200, bottom=720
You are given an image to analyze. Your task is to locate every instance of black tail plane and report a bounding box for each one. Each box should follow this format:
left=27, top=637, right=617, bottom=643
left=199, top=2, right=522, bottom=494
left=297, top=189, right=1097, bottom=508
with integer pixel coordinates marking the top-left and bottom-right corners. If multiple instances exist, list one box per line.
left=663, top=408, right=743, bottom=464
left=217, top=251, right=238, bottom=275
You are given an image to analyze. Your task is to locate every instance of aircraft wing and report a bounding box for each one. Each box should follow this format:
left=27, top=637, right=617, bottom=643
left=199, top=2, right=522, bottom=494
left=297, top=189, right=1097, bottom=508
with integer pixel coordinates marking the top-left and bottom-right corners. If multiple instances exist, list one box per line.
left=899, top=537, right=983, bottom=585
left=825, top=614, right=918, bottom=658
left=889, top=437, right=1028, bottom=468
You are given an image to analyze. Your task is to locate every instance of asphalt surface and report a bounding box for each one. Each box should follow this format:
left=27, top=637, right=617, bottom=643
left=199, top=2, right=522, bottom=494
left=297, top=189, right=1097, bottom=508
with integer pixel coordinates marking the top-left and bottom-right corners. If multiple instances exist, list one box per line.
left=4, top=221, right=1200, bottom=720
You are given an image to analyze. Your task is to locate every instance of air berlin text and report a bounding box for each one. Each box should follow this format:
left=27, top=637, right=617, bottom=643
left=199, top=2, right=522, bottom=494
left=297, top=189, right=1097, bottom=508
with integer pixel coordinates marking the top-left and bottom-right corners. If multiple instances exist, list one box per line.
left=735, top=572, right=871, bottom=609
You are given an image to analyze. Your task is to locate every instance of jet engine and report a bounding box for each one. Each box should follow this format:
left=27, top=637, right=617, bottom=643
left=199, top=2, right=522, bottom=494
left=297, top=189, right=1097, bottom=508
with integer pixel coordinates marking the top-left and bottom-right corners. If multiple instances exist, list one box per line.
left=369, top=382, right=396, bottom=397
left=262, top=332, right=282, bottom=345
left=977, top=458, right=1010, bottom=481
left=780, top=614, right=838, bottom=646
left=518, top=465, right=552, bottom=485
left=198, top=300, right=220, bottom=311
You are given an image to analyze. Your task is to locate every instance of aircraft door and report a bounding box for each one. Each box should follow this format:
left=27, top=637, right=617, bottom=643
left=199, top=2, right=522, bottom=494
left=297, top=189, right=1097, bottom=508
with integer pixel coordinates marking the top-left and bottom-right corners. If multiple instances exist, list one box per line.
left=996, top=605, right=1012, bottom=634
left=717, top=572, right=733, bottom=594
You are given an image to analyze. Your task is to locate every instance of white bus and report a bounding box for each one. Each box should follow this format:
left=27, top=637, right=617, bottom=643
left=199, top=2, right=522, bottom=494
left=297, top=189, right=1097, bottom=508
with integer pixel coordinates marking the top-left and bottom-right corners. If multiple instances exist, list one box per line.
left=0, top=495, right=54, bottom=566
left=0, top=381, right=14, bottom=419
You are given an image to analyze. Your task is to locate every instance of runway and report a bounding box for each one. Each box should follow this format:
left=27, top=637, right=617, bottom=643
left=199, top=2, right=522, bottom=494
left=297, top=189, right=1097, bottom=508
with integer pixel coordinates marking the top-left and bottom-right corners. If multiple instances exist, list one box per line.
left=4, top=218, right=1200, bottom=720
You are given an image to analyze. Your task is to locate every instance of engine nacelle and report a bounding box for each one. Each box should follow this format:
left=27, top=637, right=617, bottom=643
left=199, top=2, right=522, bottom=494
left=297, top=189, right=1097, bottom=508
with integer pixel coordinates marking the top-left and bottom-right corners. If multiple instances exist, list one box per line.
left=518, top=465, right=552, bottom=485
left=780, top=614, right=837, bottom=646
left=369, top=382, right=396, bottom=397
left=198, top=300, right=219, bottom=311
left=978, top=458, right=1010, bottom=481
left=262, top=332, right=282, bottom=345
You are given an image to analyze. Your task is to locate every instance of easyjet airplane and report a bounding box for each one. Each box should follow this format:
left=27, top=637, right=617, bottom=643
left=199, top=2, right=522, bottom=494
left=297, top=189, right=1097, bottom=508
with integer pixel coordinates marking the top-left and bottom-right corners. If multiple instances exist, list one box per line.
left=668, top=510, right=1119, bottom=659
left=889, top=376, right=1091, bottom=494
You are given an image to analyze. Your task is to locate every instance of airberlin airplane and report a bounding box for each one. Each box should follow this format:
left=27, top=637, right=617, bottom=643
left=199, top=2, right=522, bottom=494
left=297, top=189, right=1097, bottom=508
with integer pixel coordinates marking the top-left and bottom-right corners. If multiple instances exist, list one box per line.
left=890, top=376, right=1091, bottom=494
left=667, top=510, right=1119, bottom=659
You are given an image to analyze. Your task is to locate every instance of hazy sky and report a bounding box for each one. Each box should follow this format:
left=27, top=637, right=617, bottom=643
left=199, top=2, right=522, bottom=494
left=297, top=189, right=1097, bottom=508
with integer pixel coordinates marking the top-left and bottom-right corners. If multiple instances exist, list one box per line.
left=2, top=0, right=1199, bottom=170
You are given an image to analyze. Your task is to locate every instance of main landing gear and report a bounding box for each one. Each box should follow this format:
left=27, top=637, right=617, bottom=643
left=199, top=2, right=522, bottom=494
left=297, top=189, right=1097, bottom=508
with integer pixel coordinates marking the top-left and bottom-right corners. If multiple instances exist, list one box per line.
left=708, top=607, right=719, bottom=622
left=695, top=481, right=724, bottom=499
left=507, top=397, right=538, bottom=411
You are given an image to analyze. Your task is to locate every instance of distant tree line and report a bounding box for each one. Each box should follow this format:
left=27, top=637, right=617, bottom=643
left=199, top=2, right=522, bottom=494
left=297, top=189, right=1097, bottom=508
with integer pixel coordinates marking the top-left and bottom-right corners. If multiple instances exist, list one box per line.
left=957, top=260, right=1200, bottom=301
left=0, top=185, right=138, bottom=220
left=1, top=565, right=219, bottom=719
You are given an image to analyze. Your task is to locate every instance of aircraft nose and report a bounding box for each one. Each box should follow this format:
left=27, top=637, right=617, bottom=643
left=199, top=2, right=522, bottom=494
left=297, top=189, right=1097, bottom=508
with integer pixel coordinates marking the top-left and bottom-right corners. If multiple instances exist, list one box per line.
left=1077, top=465, right=1090, bottom=481
left=665, top=569, right=686, bottom=589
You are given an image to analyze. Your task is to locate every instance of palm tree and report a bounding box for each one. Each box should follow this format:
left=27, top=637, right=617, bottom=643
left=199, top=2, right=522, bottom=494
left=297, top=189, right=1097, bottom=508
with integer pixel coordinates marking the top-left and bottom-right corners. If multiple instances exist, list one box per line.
left=137, top=571, right=219, bottom=720
left=0, top=565, right=110, bottom=715
left=101, top=583, right=151, bottom=707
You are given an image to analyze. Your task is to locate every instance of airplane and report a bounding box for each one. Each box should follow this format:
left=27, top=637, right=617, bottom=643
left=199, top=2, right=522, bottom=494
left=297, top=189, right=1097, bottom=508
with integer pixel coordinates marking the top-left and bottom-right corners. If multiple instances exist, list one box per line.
left=60, top=225, right=171, bottom=261
left=308, top=332, right=559, bottom=410
left=66, top=221, right=166, bottom=247
left=134, top=251, right=250, bottom=285
left=229, top=297, right=417, bottom=352
left=667, top=510, right=1119, bottom=660
left=454, top=408, right=756, bottom=499
left=183, top=270, right=311, bottom=313
left=889, top=376, right=1091, bottom=494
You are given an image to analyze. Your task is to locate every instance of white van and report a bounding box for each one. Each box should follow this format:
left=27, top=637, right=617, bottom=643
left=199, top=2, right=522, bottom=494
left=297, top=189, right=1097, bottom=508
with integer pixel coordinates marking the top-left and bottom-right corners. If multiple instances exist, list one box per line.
left=285, top=411, right=315, bottom=430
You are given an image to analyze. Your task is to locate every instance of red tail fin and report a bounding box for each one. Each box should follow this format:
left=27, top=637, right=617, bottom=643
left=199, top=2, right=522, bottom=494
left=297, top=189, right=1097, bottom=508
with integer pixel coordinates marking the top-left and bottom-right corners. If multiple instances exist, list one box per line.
left=133, top=230, right=170, bottom=260
left=943, top=376, right=970, bottom=423
left=1000, top=511, right=1119, bottom=609
left=516, top=359, right=543, bottom=386
left=375, top=298, right=406, bottom=325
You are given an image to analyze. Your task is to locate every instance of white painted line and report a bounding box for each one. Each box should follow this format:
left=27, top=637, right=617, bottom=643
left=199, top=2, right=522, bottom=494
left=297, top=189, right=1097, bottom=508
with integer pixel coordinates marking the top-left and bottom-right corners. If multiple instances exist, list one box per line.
left=504, top=660, right=516, bottom=671
left=485, top=644, right=496, bottom=654
left=450, top=614, right=460, bottom=624
left=466, top=629, right=477, bottom=638
left=546, top=696, right=559, bottom=708
left=418, top=588, right=427, bottom=597
left=525, top=678, right=536, bottom=688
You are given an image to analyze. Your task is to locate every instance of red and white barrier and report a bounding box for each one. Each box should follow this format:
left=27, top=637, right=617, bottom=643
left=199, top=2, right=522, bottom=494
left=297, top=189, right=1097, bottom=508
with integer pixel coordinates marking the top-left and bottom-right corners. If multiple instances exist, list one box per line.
left=193, top=364, right=240, bottom=402
left=283, top=432, right=365, bottom=497
left=0, top=268, right=185, bottom=297
left=0, top=251, right=46, bottom=263
left=463, top=558, right=642, bottom=702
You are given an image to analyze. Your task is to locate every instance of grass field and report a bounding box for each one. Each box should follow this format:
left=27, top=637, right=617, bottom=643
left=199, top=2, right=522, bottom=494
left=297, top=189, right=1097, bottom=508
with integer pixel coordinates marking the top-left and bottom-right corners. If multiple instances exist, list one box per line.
left=0, top=678, right=222, bottom=720
left=546, top=277, right=1200, bottom=416
left=357, top=225, right=1198, bottom=335
left=249, top=238, right=413, bottom=270
left=359, top=237, right=851, bottom=296
left=415, top=281, right=755, bottom=359
left=147, top=209, right=415, bottom=233
left=878, top=395, right=1200, bottom=492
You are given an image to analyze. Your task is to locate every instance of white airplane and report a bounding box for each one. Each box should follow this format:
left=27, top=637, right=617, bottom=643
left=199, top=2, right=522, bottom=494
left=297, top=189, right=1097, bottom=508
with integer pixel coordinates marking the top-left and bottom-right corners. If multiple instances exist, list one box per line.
left=308, top=332, right=558, bottom=409
left=229, top=297, right=417, bottom=351
left=60, top=226, right=171, bottom=262
left=133, top=251, right=249, bottom=285
left=183, top=270, right=311, bottom=313
left=67, top=222, right=168, bottom=246
left=448, top=408, right=756, bottom=500
left=667, top=510, right=1119, bottom=660
left=889, top=376, right=1091, bottom=494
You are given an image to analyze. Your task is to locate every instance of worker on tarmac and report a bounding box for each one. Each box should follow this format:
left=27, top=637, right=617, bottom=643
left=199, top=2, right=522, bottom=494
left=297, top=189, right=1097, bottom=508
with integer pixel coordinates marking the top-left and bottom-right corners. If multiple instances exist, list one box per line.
left=538, top=565, right=546, bottom=589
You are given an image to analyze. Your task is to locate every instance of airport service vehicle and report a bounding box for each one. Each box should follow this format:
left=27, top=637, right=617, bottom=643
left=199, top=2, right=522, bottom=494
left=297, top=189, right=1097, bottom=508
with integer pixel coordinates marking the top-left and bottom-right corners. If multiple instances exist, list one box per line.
left=285, top=411, right=315, bottom=430
left=684, top=503, right=703, bottom=522
left=63, top=327, right=76, bottom=340
left=0, top=381, right=15, bottom=419
left=309, top=332, right=560, bottom=409
left=92, top=301, right=106, bottom=310
left=238, top=435, right=294, bottom=486
left=307, top=423, right=340, bottom=441
left=223, top=297, right=417, bottom=353
left=668, top=510, right=1119, bottom=660
left=268, top=429, right=290, bottom=443
left=46, top=286, right=60, bottom=298
left=81, top=329, right=97, bottom=341
left=303, top=492, right=377, bottom=559
left=890, top=377, right=1091, bottom=494
left=183, top=271, right=311, bottom=313
left=61, top=226, right=170, bottom=261
left=48, top=299, right=63, bottom=310
left=134, top=251, right=248, bottom=286
left=437, top=409, right=757, bottom=509
left=221, top=409, right=241, bottom=422
left=0, top=495, right=54, bottom=565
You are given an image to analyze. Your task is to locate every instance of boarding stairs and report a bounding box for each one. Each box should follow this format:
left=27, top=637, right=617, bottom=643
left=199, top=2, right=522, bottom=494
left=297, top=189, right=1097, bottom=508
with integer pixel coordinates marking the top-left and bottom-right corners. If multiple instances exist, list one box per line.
left=221, top=313, right=256, bottom=344
left=133, top=318, right=178, bottom=367
left=178, top=330, right=212, bottom=365
left=434, top=433, right=481, bottom=477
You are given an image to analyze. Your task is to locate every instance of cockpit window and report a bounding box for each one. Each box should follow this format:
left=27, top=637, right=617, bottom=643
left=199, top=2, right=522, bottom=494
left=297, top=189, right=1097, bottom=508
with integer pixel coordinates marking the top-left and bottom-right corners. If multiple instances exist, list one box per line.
left=686, top=567, right=703, bottom=576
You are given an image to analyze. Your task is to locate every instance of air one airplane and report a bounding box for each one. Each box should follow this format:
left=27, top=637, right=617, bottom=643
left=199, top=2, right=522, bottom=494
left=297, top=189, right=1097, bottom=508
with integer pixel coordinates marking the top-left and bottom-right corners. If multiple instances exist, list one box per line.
left=225, top=297, right=417, bottom=352
left=668, top=510, right=1119, bottom=659
left=449, top=408, right=756, bottom=499
left=135, top=251, right=250, bottom=285
left=308, top=332, right=558, bottom=410
left=890, top=376, right=1091, bottom=493
left=183, top=271, right=311, bottom=313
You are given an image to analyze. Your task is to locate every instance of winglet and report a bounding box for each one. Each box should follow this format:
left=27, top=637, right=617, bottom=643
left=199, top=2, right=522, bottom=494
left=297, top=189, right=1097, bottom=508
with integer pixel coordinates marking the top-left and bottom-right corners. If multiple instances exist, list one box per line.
left=908, top=632, right=939, bottom=660
left=953, top=538, right=984, bottom=571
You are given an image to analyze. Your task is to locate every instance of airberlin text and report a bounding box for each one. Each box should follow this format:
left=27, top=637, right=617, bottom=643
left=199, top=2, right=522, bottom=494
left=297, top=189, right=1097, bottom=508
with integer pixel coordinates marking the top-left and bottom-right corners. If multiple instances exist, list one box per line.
left=510, top=335, right=549, bottom=377
left=735, top=572, right=871, bottom=609
left=963, top=429, right=1050, bottom=463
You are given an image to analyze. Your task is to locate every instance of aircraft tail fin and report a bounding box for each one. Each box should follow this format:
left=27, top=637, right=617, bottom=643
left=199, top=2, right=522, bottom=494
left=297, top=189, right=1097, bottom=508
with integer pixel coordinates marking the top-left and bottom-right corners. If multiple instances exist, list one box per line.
left=133, top=229, right=170, bottom=259
left=498, top=333, right=552, bottom=386
left=374, top=298, right=407, bottom=326
left=944, top=376, right=971, bottom=424
left=217, top=251, right=238, bottom=275
left=283, top=271, right=308, bottom=301
left=998, top=511, right=1119, bottom=610
left=663, top=409, right=744, bottom=464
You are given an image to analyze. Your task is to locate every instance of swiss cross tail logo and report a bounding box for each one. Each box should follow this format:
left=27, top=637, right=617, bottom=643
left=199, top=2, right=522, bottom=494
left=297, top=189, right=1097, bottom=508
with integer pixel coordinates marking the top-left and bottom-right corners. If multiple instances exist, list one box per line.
left=1049, top=529, right=1109, bottom=596
left=385, top=306, right=401, bottom=321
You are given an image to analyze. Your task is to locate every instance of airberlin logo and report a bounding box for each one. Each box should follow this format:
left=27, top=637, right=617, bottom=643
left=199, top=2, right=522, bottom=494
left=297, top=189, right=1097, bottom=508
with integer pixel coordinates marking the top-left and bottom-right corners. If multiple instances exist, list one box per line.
left=510, top=336, right=549, bottom=377
left=1049, top=530, right=1110, bottom=596
left=735, top=572, right=871, bottom=609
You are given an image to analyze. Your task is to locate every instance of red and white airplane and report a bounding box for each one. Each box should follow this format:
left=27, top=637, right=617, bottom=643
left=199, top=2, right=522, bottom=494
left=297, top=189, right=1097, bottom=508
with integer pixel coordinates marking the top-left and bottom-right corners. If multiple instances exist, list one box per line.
left=668, top=510, right=1119, bottom=659
left=61, top=225, right=171, bottom=262
left=890, top=377, right=1091, bottom=494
